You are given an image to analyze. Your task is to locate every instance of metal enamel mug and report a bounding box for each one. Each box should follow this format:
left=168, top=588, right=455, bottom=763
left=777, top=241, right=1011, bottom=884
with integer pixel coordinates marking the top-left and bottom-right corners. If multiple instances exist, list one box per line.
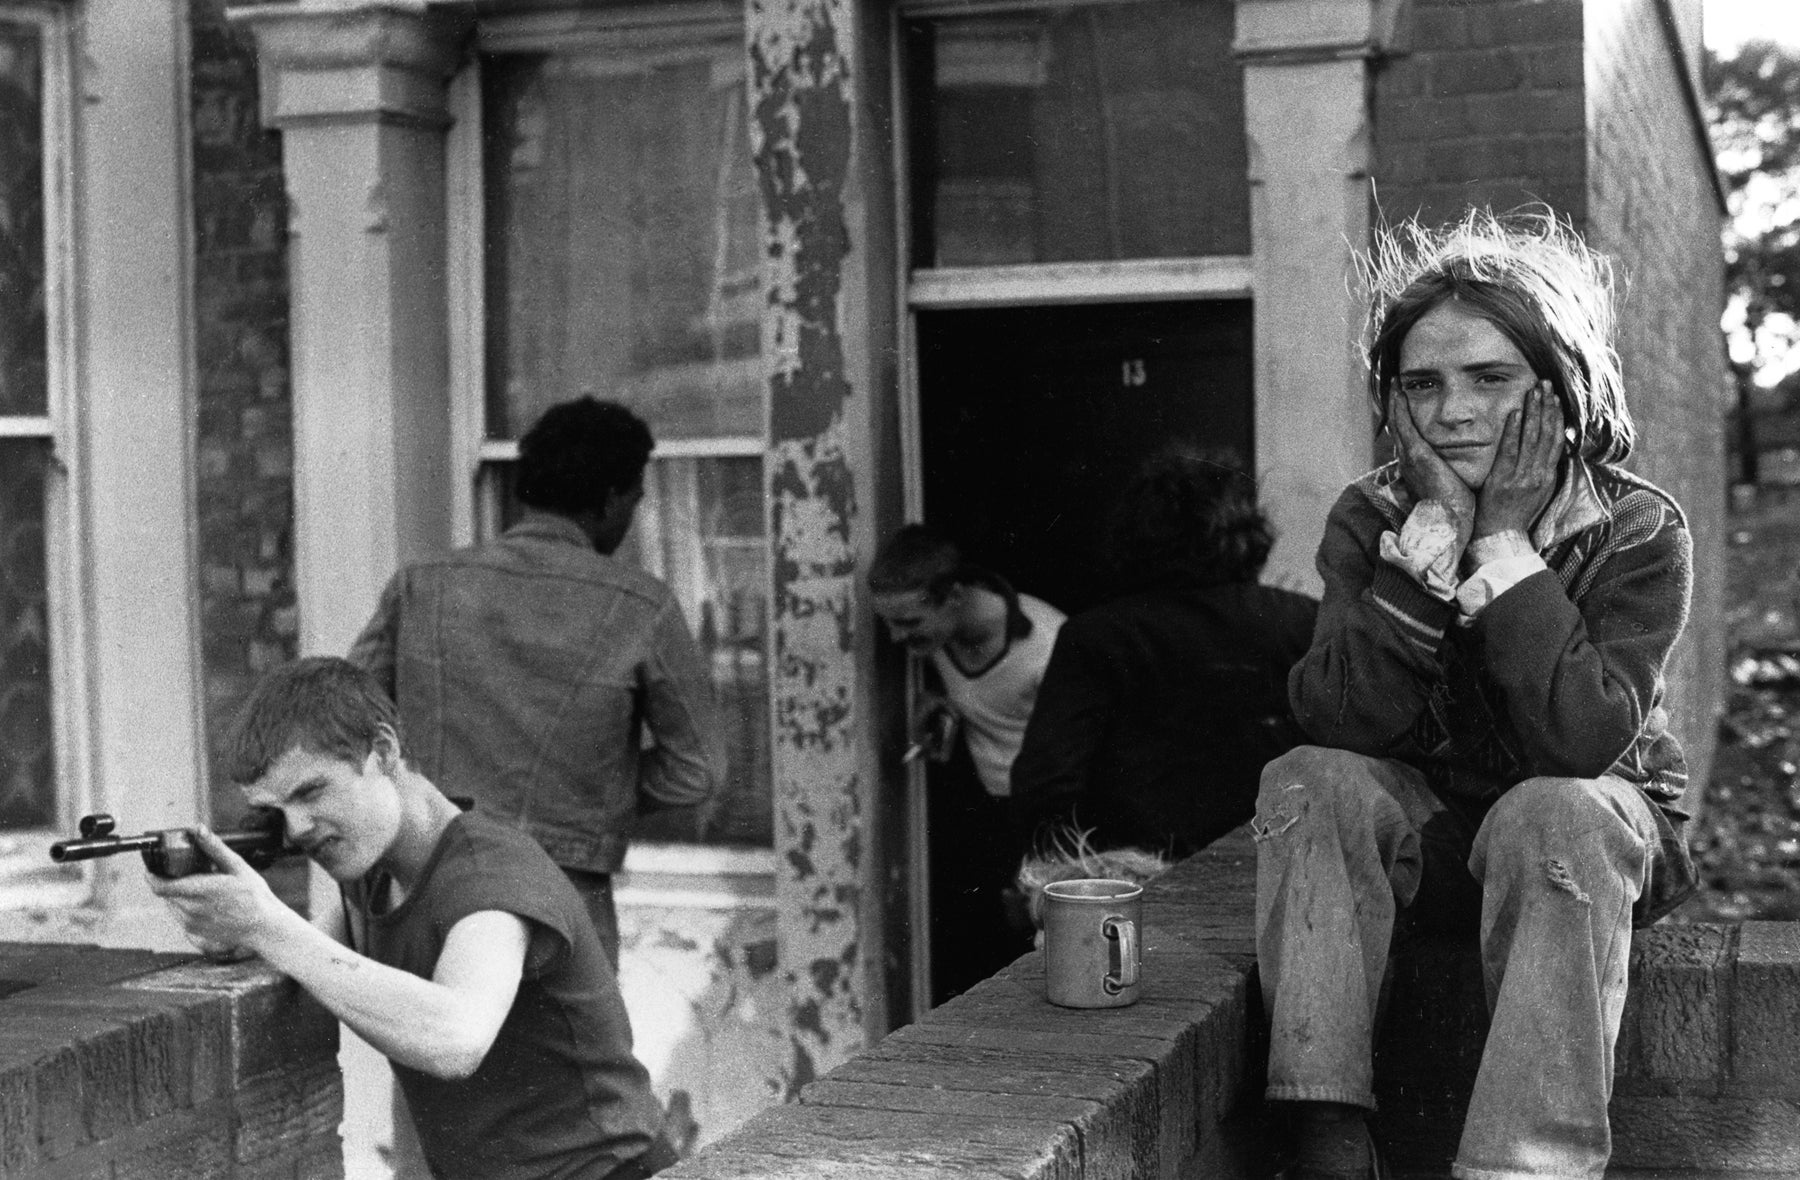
left=1042, top=877, right=1142, bottom=1008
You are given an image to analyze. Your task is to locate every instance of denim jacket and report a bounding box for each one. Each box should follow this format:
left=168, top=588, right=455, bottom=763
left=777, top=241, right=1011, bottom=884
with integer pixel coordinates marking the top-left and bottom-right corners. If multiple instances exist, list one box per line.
left=348, top=513, right=723, bottom=873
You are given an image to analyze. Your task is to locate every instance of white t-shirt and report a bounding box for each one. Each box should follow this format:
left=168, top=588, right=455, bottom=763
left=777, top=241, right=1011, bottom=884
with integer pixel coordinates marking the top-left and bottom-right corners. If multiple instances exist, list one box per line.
left=932, top=593, right=1065, bottom=797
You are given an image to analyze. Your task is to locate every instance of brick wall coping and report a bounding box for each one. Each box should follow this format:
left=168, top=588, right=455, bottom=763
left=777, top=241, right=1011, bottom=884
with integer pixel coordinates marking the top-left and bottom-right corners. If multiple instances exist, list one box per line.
left=664, top=828, right=1267, bottom=1180
left=0, top=943, right=342, bottom=1179
left=664, top=827, right=1800, bottom=1180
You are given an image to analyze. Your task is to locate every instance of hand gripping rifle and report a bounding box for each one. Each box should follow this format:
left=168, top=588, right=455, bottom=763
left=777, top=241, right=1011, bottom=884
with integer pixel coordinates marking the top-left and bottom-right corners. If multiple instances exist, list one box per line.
left=49, top=808, right=294, bottom=879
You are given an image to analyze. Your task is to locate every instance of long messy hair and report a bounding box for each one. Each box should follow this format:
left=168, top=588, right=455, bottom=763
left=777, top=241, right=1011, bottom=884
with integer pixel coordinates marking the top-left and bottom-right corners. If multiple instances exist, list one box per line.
left=1362, top=207, right=1634, bottom=465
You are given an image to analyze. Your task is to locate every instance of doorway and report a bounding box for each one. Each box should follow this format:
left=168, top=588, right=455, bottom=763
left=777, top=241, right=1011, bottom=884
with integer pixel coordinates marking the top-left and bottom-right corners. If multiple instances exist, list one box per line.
left=910, top=298, right=1254, bottom=1005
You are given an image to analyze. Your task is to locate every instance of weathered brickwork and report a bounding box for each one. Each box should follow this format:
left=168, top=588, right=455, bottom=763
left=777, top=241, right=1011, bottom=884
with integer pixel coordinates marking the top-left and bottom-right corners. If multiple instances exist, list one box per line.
left=666, top=829, right=1800, bottom=1179
left=1584, top=0, right=1729, bottom=798
left=189, top=0, right=297, bottom=830
left=0, top=947, right=341, bottom=1180
left=1371, top=0, right=1588, bottom=226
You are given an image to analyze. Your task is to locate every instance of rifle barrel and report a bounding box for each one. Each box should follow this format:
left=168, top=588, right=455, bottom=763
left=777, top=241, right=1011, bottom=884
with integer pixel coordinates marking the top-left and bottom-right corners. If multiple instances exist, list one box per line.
left=49, top=834, right=160, bottom=863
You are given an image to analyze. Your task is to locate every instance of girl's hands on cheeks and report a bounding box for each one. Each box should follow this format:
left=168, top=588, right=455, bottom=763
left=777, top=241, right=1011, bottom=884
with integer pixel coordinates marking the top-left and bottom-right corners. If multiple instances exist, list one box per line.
left=1473, top=381, right=1564, bottom=541
left=1389, top=384, right=1475, bottom=556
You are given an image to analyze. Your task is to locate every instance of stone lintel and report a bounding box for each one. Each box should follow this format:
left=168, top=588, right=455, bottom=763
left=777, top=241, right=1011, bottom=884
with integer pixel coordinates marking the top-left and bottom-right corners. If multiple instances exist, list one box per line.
left=227, top=2, right=470, bottom=130
left=1233, top=0, right=1394, bottom=64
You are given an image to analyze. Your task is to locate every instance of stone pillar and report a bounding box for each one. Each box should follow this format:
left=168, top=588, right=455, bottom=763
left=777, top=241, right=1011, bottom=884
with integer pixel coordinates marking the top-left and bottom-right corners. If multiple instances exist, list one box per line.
left=50, top=0, right=203, bottom=948
left=1236, top=0, right=1381, bottom=593
left=749, top=0, right=892, bottom=1092
left=230, top=7, right=467, bottom=1173
left=230, top=0, right=466, bottom=658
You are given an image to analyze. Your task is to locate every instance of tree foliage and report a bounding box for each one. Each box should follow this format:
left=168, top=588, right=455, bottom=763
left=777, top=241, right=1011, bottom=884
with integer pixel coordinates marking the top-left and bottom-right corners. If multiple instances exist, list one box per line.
left=1708, top=40, right=1800, bottom=382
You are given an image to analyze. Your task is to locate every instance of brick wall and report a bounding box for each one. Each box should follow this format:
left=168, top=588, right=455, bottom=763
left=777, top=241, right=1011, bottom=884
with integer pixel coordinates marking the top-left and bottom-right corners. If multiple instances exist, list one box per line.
left=189, top=0, right=298, bottom=841
left=663, top=833, right=1800, bottom=1179
left=1584, top=0, right=1729, bottom=800
left=1370, top=0, right=1588, bottom=226
left=0, top=945, right=341, bottom=1179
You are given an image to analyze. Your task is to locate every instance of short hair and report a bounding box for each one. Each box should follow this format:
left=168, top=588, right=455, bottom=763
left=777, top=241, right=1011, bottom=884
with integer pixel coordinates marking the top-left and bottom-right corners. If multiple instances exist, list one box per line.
left=1362, top=206, right=1634, bottom=465
left=867, top=523, right=1031, bottom=638
left=1105, top=445, right=1272, bottom=589
left=515, top=397, right=655, bottom=517
left=222, top=657, right=402, bottom=786
left=867, top=523, right=965, bottom=603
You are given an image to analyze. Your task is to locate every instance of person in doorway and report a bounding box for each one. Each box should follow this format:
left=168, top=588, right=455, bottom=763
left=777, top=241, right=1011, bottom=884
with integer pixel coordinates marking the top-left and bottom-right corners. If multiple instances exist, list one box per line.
left=869, top=524, right=1065, bottom=1000
left=1010, top=445, right=1317, bottom=860
left=1258, top=208, right=1697, bottom=1180
left=149, top=657, right=681, bottom=1180
left=348, top=397, right=723, bottom=969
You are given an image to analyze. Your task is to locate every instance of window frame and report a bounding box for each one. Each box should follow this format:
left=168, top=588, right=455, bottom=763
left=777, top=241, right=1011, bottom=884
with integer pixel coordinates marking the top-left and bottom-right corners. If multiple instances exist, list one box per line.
left=445, top=4, right=776, bottom=874
left=0, top=2, right=94, bottom=908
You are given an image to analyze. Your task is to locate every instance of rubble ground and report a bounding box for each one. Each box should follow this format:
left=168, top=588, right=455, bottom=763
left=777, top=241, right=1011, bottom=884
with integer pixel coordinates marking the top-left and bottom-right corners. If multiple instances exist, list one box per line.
left=1675, top=487, right=1800, bottom=923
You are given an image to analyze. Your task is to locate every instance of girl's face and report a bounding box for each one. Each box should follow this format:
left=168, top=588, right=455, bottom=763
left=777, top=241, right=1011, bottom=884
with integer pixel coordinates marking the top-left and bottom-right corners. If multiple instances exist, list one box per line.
left=1393, top=301, right=1542, bottom=489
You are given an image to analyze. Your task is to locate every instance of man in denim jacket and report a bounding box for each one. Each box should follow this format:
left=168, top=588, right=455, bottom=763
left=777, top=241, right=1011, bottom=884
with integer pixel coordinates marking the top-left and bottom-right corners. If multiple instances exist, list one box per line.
left=350, top=397, right=723, bottom=965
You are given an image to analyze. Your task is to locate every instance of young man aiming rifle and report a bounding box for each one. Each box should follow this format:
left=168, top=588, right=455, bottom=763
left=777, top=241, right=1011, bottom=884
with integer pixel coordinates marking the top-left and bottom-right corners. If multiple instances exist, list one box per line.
left=148, top=657, right=679, bottom=1180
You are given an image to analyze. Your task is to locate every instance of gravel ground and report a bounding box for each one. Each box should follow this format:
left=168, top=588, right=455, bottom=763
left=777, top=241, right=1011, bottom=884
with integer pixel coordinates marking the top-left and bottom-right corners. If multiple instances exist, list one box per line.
left=1673, top=487, right=1800, bottom=923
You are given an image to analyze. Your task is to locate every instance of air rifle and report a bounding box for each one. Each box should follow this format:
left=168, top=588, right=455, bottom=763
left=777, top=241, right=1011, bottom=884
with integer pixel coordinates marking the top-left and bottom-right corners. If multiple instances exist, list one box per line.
left=49, top=808, right=293, bottom=879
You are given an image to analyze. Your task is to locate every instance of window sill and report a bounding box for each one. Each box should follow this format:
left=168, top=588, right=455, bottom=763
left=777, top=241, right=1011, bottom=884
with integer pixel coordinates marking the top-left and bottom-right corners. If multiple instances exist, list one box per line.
left=617, top=841, right=775, bottom=910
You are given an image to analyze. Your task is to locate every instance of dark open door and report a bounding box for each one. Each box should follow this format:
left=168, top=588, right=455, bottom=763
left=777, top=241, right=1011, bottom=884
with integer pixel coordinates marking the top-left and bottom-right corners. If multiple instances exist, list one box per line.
left=910, top=297, right=1254, bottom=1005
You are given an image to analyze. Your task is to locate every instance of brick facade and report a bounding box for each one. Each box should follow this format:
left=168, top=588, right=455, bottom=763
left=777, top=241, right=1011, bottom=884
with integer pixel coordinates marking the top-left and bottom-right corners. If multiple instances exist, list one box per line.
left=1584, top=0, right=1729, bottom=797
left=189, top=1, right=298, bottom=841
left=1371, top=0, right=1588, bottom=224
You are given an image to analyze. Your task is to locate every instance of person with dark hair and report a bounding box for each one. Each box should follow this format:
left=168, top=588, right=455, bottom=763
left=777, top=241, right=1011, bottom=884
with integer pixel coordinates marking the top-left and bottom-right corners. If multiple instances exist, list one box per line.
left=350, top=396, right=722, bottom=967
left=149, top=657, right=682, bottom=1180
left=1258, top=209, right=1696, bottom=1180
left=1009, top=446, right=1317, bottom=858
left=869, top=524, right=1065, bottom=999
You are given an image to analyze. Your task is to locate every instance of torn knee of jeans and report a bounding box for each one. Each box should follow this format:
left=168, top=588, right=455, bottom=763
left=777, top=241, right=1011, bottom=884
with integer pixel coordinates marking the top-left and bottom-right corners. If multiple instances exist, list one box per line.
left=1251, top=789, right=1306, bottom=843
left=1544, top=857, right=1591, bottom=905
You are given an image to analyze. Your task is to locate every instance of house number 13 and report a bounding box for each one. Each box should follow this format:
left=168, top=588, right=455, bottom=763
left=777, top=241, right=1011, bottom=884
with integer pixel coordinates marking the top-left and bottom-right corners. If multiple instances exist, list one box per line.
left=1121, top=359, right=1147, bottom=387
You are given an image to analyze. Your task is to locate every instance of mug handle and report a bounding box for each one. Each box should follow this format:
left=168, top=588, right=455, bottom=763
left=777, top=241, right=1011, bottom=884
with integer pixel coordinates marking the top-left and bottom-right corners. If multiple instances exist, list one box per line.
left=1103, top=917, right=1138, bottom=994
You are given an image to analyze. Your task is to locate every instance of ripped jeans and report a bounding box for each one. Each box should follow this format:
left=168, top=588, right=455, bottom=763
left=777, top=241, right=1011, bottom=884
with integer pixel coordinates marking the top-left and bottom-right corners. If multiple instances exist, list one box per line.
left=1253, top=746, right=1658, bottom=1180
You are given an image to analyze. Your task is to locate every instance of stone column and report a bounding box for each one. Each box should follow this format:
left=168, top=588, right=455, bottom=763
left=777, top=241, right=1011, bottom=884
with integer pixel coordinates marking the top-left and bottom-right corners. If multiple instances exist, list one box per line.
left=230, top=7, right=467, bottom=1172
left=1236, top=0, right=1382, bottom=593
left=749, top=0, right=893, bottom=1092
left=231, top=0, right=467, bottom=658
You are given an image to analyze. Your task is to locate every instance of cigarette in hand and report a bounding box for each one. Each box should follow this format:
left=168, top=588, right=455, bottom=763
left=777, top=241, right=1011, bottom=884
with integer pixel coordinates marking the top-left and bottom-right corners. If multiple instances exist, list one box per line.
left=902, top=742, right=925, bottom=764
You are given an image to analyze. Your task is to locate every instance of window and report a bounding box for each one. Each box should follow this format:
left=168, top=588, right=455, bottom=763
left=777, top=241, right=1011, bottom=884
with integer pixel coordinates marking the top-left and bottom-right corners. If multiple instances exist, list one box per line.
left=0, top=6, right=87, bottom=911
left=903, top=0, right=1249, bottom=269
left=465, top=14, right=771, bottom=848
left=0, top=10, right=69, bottom=840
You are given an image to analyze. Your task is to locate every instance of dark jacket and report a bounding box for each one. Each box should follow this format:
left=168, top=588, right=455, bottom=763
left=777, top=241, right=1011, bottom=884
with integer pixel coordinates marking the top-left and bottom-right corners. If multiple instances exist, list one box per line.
left=348, top=513, right=723, bottom=873
left=1010, top=580, right=1318, bottom=857
left=1289, top=458, right=1697, bottom=923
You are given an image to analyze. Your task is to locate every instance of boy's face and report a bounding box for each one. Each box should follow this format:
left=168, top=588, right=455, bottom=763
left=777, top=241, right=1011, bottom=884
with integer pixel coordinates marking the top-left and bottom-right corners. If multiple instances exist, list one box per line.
left=243, top=744, right=402, bottom=883
left=872, top=587, right=960, bottom=655
left=1394, top=301, right=1540, bottom=490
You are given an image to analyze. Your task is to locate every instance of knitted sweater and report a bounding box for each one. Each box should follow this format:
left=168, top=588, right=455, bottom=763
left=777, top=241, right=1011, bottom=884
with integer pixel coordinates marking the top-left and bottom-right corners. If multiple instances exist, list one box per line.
left=1291, top=458, right=1693, bottom=806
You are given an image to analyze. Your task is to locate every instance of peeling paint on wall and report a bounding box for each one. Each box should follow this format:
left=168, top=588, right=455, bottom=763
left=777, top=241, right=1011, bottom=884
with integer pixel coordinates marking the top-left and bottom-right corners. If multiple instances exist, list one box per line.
left=748, top=0, right=867, bottom=1100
